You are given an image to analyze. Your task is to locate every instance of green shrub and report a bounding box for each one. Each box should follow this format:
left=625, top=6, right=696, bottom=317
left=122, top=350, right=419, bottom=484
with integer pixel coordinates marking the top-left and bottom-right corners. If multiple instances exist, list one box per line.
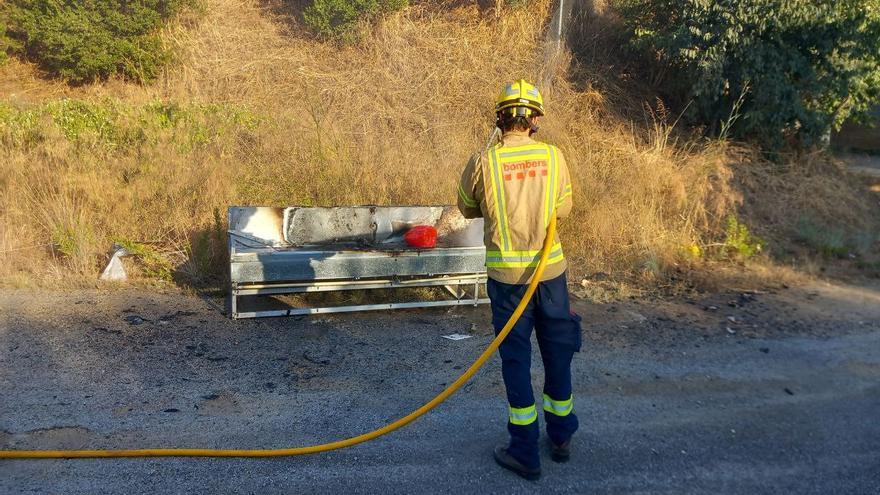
left=2, top=0, right=191, bottom=84
left=46, top=99, right=118, bottom=141
left=0, top=99, right=262, bottom=152
left=303, top=0, right=407, bottom=42
left=614, top=0, right=880, bottom=150
left=0, top=102, right=42, bottom=147
left=723, top=215, right=763, bottom=259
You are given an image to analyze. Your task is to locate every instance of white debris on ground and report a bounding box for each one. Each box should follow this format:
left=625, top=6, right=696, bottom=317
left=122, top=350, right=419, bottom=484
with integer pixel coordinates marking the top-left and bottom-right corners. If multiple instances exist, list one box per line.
left=100, top=246, right=129, bottom=281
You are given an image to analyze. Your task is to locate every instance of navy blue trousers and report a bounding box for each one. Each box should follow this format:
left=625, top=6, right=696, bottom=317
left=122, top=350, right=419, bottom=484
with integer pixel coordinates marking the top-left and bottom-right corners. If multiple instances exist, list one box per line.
left=487, top=271, right=581, bottom=469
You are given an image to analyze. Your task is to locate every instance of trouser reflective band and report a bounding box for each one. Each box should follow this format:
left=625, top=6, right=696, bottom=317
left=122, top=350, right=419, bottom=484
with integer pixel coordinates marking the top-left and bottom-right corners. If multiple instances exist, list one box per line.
left=542, top=394, right=573, bottom=416
left=509, top=404, right=538, bottom=425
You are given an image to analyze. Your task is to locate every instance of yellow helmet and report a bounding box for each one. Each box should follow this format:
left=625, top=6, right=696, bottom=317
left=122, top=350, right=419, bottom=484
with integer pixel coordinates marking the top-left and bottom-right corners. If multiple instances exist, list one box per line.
left=495, top=79, right=545, bottom=118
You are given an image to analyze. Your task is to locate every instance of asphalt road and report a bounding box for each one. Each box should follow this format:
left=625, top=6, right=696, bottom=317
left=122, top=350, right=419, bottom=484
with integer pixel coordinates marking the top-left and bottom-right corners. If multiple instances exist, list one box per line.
left=1, top=280, right=879, bottom=494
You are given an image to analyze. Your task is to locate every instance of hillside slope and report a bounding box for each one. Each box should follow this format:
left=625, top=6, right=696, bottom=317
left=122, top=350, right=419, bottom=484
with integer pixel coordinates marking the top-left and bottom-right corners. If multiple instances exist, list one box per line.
left=1, top=0, right=877, bottom=288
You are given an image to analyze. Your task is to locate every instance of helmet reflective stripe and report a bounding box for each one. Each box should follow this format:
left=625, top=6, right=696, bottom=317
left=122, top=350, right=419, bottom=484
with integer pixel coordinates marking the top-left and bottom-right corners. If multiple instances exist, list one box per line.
left=542, top=394, right=573, bottom=416
left=495, top=79, right=545, bottom=116
left=509, top=404, right=538, bottom=425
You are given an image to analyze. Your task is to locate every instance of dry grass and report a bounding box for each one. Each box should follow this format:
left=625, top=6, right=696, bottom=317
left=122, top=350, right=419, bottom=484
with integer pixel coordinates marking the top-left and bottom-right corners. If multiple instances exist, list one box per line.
left=1, top=0, right=878, bottom=291
left=739, top=153, right=877, bottom=231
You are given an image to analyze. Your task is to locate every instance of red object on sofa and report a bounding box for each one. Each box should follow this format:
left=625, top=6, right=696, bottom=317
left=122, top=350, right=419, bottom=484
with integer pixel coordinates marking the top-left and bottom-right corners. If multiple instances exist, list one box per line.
left=404, top=225, right=438, bottom=248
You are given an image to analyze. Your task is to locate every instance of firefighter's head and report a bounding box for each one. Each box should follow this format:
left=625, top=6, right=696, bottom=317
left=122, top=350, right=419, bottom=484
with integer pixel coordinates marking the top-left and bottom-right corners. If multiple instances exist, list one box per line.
left=495, top=79, right=544, bottom=135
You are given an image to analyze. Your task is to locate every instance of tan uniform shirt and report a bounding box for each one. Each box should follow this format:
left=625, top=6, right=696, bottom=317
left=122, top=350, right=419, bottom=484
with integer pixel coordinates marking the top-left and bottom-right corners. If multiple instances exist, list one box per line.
left=457, top=132, right=573, bottom=284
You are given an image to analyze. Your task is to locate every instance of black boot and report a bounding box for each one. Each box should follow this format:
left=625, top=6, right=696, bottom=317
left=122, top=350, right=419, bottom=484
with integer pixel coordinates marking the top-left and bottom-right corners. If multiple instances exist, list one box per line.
left=549, top=439, right=571, bottom=463
left=493, top=446, right=541, bottom=481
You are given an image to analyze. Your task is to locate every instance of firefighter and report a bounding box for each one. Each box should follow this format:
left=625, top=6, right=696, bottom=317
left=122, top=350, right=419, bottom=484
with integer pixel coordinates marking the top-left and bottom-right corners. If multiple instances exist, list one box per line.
left=457, top=79, right=581, bottom=480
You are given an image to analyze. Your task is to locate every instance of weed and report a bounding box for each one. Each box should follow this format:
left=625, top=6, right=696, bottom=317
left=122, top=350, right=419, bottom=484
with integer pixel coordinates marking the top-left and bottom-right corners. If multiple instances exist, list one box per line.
left=143, top=102, right=188, bottom=129
left=303, top=0, right=407, bottom=42
left=181, top=207, right=228, bottom=284
left=114, top=239, right=174, bottom=281
left=51, top=224, right=95, bottom=270
left=46, top=99, right=118, bottom=144
left=795, top=218, right=880, bottom=259
left=0, top=103, right=42, bottom=147
left=723, top=215, right=764, bottom=259
left=0, top=99, right=261, bottom=151
left=795, top=219, right=849, bottom=258
left=28, top=190, right=98, bottom=276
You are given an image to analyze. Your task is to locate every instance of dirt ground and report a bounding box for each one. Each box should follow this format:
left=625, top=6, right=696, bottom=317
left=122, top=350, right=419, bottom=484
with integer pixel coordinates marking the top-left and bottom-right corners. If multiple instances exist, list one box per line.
left=1, top=278, right=879, bottom=494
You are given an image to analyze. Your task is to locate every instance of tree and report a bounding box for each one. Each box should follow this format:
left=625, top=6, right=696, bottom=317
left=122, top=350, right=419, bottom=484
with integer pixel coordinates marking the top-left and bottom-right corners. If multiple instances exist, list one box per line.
left=615, top=0, right=880, bottom=149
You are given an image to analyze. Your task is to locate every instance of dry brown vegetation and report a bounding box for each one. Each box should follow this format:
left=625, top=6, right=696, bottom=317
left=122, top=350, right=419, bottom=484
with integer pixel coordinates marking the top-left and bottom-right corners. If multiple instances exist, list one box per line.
left=1, top=0, right=878, bottom=290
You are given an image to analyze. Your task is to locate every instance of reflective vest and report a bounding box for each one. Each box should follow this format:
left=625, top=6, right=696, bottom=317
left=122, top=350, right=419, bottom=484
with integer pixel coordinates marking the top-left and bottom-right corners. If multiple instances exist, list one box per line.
left=457, top=134, right=573, bottom=284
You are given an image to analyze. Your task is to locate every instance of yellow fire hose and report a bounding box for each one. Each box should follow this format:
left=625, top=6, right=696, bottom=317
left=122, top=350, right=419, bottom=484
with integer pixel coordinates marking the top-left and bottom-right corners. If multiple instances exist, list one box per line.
left=1, top=217, right=557, bottom=459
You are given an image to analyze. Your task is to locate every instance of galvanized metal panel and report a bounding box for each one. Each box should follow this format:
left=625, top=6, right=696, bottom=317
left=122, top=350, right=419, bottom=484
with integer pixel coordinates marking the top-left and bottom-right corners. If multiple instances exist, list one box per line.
left=233, top=274, right=485, bottom=295
left=230, top=247, right=486, bottom=283
left=233, top=299, right=490, bottom=318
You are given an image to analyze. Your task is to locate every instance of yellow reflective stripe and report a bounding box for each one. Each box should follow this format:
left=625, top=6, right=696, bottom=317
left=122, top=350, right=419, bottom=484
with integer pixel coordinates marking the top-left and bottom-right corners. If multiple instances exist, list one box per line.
left=544, top=145, right=551, bottom=227
left=544, top=144, right=558, bottom=227
left=542, top=393, right=573, bottom=416
left=486, top=242, right=563, bottom=257
left=498, top=144, right=550, bottom=165
left=486, top=253, right=564, bottom=268
left=557, top=184, right=572, bottom=205
left=489, top=143, right=562, bottom=266
left=486, top=245, right=565, bottom=268
left=458, top=183, right=477, bottom=208
left=508, top=404, right=538, bottom=425
left=544, top=144, right=559, bottom=226
left=497, top=153, right=549, bottom=162
left=498, top=145, right=548, bottom=159
left=488, top=147, right=512, bottom=251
